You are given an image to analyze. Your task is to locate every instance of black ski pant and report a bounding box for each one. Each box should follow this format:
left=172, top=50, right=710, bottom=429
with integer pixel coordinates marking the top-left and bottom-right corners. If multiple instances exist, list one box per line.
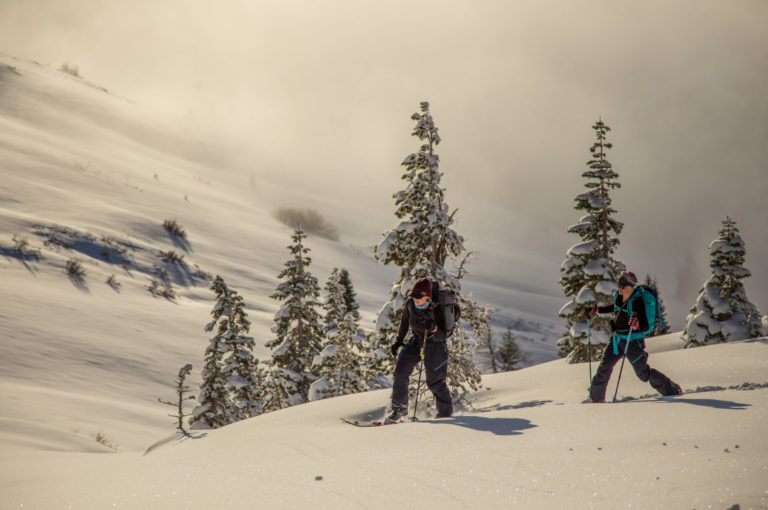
left=589, top=337, right=677, bottom=401
left=391, top=339, right=452, bottom=417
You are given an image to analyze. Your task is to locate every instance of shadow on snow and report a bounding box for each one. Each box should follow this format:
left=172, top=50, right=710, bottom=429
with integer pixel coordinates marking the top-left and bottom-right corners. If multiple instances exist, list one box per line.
left=423, top=415, right=537, bottom=436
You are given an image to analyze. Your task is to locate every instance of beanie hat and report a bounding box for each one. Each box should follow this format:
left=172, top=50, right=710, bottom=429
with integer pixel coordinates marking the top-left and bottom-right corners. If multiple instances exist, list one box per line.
left=618, top=271, right=638, bottom=287
left=409, top=278, right=432, bottom=298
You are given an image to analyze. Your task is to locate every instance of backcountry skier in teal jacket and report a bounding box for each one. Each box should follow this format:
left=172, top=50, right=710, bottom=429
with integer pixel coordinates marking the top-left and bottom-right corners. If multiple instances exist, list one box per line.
left=586, top=271, right=683, bottom=402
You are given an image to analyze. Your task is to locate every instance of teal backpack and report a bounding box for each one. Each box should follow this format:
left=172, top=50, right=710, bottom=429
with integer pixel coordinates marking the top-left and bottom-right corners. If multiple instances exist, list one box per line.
left=629, top=285, right=664, bottom=336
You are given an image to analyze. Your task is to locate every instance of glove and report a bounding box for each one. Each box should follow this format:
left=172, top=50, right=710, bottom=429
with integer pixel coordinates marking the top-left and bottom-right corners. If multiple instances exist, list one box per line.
left=391, top=339, right=404, bottom=357
left=585, top=306, right=598, bottom=318
left=628, top=316, right=640, bottom=331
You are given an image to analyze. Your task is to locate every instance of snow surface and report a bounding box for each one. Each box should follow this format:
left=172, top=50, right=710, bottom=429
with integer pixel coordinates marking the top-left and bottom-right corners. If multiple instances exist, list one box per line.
left=1, top=54, right=767, bottom=509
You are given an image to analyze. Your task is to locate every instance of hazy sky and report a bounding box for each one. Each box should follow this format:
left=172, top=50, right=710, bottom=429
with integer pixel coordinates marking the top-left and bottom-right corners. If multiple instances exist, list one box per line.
left=1, top=0, right=766, bottom=328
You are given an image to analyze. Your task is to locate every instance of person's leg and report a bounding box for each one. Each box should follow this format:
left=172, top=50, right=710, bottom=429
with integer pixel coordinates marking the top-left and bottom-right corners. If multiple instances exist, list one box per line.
left=589, top=342, right=622, bottom=402
left=627, top=340, right=682, bottom=396
left=391, top=343, right=420, bottom=414
left=424, top=342, right=453, bottom=417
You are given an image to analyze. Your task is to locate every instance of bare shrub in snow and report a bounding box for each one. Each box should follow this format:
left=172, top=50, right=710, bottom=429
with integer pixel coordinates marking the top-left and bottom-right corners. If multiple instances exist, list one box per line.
left=106, top=274, right=121, bottom=291
left=11, top=234, right=41, bottom=258
left=148, top=278, right=175, bottom=300
left=92, top=429, right=118, bottom=451
left=161, top=250, right=185, bottom=264
left=162, top=219, right=187, bottom=240
left=59, top=62, right=81, bottom=78
left=66, top=259, right=86, bottom=281
left=274, top=208, right=340, bottom=241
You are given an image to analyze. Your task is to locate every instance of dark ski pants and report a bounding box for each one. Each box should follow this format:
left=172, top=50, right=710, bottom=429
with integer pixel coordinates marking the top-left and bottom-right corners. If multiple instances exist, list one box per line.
left=590, top=338, right=677, bottom=401
left=391, top=340, right=453, bottom=417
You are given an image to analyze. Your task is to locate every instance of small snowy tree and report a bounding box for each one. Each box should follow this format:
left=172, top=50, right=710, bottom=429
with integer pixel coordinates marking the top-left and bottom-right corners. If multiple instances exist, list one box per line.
left=643, top=274, right=670, bottom=336
left=309, top=312, right=369, bottom=401
left=323, top=268, right=348, bottom=334
left=338, top=268, right=361, bottom=322
left=266, top=230, right=324, bottom=404
left=158, top=364, right=195, bottom=435
left=373, top=102, right=487, bottom=406
left=311, top=269, right=369, bottom=400
left=558, top=118, right=625, bottom=362
left=259, top=365, right=293, bottom=413
left=682, top=217, right=763, bottom=347
left=498, top=327, right=525, bottom=371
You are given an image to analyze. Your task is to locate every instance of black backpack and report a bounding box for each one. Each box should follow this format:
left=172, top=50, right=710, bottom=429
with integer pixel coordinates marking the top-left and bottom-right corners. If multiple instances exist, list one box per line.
left=430, top=280, right=460, bottom=333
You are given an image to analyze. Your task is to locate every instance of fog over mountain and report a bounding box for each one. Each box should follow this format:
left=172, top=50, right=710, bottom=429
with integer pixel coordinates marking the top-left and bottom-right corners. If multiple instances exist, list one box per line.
left=2, top=0, right=766, bottom=327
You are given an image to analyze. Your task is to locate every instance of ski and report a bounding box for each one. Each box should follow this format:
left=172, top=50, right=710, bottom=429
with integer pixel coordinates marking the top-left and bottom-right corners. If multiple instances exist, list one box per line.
left=340, top=417, right=408, bottom=427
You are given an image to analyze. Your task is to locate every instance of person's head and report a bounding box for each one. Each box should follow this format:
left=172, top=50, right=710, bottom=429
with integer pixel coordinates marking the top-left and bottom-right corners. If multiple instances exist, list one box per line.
left=410, top=278, right=432, bottom=309
left=617, top=271, right=638, bottom=298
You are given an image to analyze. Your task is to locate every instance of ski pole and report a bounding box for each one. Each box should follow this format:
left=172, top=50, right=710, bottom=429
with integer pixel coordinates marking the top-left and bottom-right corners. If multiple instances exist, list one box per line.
left=612, top=316, right=635, bottom=403
left=587, top=316, right=593, bottom=383
left=412, top=329, right=428, bottom=421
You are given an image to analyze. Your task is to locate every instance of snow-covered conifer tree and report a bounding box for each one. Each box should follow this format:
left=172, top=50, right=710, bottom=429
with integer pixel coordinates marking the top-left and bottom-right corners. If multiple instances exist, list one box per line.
left=644, top=274, right=670, bottom=336
left=682, top=217, right=763, bottom=346
left=498, top=326, right=525, bottom=371
left=338, top=268, right=361, bottom=322
left=258, top=365, right=293, bottom=413
left=558, top=118, right=625, bottom=362
left=266, top=230, right=324, bottom=404
left=309, top=312, right=369, bottom=401
left=373, top=101, right=488, bottom=405
left=323, top=268, right=348, bottom=333
left=190, top=276, right=237, bottom=429
left=191, top=276, right=262, bottom=428
left=207, top=276, right=263, bottom=421
left=310, top=268, right=369, bottom=400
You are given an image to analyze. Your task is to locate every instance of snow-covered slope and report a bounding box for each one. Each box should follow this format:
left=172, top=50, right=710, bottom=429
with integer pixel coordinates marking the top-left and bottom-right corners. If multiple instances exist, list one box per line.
left=1, top=54, right=766, bottom=510
left=3, top=337, right=767, bottom=509
left=0, top=53, right=558, bottom=454
left=0, top=54, right=395, bottom=453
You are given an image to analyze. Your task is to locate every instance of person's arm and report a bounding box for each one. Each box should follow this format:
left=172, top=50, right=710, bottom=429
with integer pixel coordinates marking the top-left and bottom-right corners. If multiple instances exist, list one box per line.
left=391, top=301, right=412, bottom=357
left=596, top=304, right=613, bottom=314
left=396, top=301, right=411, bottom=343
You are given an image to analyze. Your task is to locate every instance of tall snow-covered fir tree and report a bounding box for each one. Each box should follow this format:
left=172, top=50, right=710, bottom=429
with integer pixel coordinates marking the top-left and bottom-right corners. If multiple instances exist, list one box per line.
left=643, top=274, right=671, bottom=336
left=558, top=118, right=625, bottom=363
left=190, top=276, right=262, bottom=429
left=190, top=276, right=237, bottom=429
left=266, top=229, right=324, bottom=405
left=373, top=101, right=489, bottom=406
left=682, top=217, right=763, bottom=347
left=207, top=276, right=262, bottom=421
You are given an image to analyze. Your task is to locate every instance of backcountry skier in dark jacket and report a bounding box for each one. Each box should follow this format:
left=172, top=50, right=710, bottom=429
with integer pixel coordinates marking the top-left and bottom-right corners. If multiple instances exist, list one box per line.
left=388, top=278, right=456, bottom=421
left=586, top=271, right=683, bottom=402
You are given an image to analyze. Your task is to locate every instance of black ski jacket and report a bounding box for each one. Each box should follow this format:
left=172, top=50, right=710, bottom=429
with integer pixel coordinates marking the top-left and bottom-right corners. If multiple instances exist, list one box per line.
left=396, top=298, right=455, bottom=344
left=597, top=289, right=650, bottom=334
